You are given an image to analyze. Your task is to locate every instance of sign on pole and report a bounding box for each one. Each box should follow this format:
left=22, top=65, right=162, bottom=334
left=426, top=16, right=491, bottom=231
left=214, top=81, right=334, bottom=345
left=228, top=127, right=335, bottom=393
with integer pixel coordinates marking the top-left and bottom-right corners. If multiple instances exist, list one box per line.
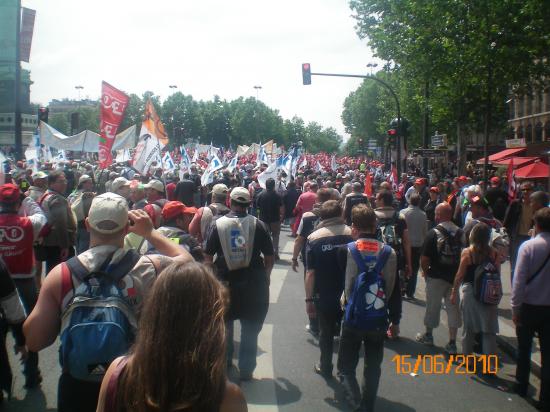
left=431, top=134, right=447, bottom=147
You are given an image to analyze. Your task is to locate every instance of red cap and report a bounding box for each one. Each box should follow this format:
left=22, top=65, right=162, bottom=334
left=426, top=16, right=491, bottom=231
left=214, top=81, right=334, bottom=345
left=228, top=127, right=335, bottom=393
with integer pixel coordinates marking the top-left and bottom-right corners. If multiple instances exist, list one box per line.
left=490, top=176, right=500, bottom=185
left=459, top=176, right=468, bottom=182
left=0, top=183, right=21, bottom=203
left=414, top=178, right=423, bottom=185
left=429, top=186, right=440, bottom=193
left=162, top=201, right=197, bottom=221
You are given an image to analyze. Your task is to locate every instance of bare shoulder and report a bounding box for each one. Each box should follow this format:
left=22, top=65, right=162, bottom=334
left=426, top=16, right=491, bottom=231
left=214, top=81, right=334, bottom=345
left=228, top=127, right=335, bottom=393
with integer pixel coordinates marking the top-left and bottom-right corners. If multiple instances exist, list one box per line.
left=220, top=381, right=247, bottom=412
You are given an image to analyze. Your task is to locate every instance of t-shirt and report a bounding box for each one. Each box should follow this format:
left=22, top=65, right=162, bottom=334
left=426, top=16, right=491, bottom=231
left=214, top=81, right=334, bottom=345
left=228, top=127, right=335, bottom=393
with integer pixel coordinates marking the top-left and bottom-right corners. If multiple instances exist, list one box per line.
left=296, top=191, right=317, bottom=214
left=306, top=223, right=352, bottom=312
left=257, top=190, right=282, bottom=224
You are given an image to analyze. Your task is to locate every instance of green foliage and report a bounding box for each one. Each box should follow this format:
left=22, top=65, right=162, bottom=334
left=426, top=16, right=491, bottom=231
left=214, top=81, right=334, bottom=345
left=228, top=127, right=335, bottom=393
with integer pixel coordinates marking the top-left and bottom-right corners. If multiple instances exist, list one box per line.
left=48, top=112, right=70, bottom=135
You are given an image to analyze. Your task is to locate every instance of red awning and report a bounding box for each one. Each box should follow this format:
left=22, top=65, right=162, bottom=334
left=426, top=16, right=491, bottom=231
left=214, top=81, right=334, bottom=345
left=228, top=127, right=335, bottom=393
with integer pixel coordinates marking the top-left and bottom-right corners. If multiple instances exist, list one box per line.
left=513, top=161, right=549, bottom=179
left=476, top=147, right=527, bottom=165
left=492, top=156, right=539, bottom=168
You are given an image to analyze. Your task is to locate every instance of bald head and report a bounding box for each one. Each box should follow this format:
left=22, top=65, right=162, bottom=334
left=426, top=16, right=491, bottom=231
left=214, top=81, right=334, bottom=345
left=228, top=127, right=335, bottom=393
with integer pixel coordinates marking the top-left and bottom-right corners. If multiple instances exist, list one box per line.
left=435, top=202, right=453, bottom=223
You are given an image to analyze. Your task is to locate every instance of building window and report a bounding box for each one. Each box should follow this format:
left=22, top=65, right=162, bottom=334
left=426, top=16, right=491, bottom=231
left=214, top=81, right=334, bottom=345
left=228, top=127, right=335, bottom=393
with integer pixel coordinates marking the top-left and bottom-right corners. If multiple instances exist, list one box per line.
left=535, top=122, right=543, bottom=142
left=7, top=117, right=11, bottom=122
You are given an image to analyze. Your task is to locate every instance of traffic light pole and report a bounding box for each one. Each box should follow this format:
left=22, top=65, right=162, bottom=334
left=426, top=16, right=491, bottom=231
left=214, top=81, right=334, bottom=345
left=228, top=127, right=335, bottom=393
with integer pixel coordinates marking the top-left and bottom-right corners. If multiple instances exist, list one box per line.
left=308, top=71, right=403, bottom=176
left=14, top=0, right=23, bottom=161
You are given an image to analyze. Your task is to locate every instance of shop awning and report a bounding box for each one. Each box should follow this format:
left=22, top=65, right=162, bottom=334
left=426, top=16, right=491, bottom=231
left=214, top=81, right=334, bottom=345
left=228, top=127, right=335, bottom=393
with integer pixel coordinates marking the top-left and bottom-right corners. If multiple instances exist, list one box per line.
left=513, top=161, right=549, bottom=179
left=492, top=156, right=539, bottom=168
left=476, top=147, right=527, bottom=165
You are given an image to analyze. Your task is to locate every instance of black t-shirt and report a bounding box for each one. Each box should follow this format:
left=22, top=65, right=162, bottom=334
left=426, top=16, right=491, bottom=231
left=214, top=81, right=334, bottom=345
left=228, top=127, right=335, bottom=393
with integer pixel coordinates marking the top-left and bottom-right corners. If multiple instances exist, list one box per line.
left=344, top=193, right=369, bottom=225
left=174, top=180, right=196, bottom=206
left=257, top=190, right=282, bottom=223
left=485, top=187, right=508, bottom=221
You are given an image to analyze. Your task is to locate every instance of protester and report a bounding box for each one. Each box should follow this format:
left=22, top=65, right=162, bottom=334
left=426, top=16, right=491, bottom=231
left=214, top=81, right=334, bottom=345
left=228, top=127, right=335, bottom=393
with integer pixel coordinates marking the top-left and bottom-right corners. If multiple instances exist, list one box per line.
left=25, top=171, right=48, bottom=202
left=424, top=186, right=440, bottom=228
left=511, top=207, right=550, bottom=410
left=292, top=182, right=318, bottom=237
left=143, top=179, right=167, bottom=228
left=485, top=176, right=509, bottom=221
left=204, top=187, right=274, bottom=381
left=257, top=178, right=284, bottom=260
left=283, top=180, right=300, bottom=228
left=305, top=200, right=352, bottom=377
left=343, top=181, right=370, bottom=226
left=174, top=172, right=197, bottom=206
left=112, top=177, right=131, bottom=201
left=189, top=183, right=230, bottom=244
left=24, top=195, right=192, bottom=412
left=129, top=180, right=147, bottom=210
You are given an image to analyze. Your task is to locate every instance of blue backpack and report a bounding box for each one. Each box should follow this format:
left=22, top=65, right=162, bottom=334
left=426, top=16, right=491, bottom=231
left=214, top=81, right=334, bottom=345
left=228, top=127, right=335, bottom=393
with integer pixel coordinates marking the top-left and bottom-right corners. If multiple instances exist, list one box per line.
left=344, top=242, right=392, bottom=331
left=59, top=250, right=140, bottom=382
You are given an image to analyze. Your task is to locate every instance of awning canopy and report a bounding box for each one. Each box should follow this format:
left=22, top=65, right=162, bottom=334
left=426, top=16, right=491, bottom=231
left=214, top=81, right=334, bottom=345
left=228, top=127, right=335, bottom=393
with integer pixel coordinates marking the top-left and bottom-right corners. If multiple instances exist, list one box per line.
left=492, top=156, right=539, bottom=168
left=476, top=147, right=527, bottom=165
left=514, top=161, right=549, bottom=179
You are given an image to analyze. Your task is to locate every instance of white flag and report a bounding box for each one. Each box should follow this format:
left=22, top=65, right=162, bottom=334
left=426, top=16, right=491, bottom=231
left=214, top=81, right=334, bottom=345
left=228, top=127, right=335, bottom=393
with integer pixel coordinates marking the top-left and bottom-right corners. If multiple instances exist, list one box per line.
left=115, top=149, right=131, bottom=163
left=132, top=125, right=162, bottom=175
left=162, top=152, right=176, bottom=171
left=257, top=144, right=269, bottom=166
left=200, top=153, right=224, bottom=186
left=192, top=144, right=199, bottom=163
left=331, top=155, right=337, bottom=171
left=258, top=162, right=278, bottom=189
left=227, top=153, right=239, bottom=173
left=315, top=161, right=324, bottom=173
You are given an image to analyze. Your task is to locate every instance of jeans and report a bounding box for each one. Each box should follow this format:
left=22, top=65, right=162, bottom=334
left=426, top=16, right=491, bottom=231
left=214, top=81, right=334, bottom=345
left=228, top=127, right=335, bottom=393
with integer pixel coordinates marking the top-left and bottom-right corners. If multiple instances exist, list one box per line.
left=58, top=373, right=102, bottom=412
left=13, top=278, right=39, bottom=380
left=226, top=319, right=264, bottom=375
left=337, top=325, right=385, bottom=412
left=516, top=304, right=550, bottom=409
left=406, top=246, right=422, bottom=298
left=317, top=308, right=342, bottom=372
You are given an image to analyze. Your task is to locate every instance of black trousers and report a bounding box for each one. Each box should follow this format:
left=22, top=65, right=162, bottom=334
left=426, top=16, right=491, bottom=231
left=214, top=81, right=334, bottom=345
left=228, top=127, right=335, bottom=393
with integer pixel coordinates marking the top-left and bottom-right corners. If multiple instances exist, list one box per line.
left=406, top=246, right=422, bottom=298
left=0, top=319, right=12, bottom=395
left=516, top=304, right=550, bottom=410
left=58, top=373, right=102, bottom=412
left=337, top=325, right=385, bottom=412
left=13, top=278, right=39, bottom=379
left=317, top=308, right=342, bottom=372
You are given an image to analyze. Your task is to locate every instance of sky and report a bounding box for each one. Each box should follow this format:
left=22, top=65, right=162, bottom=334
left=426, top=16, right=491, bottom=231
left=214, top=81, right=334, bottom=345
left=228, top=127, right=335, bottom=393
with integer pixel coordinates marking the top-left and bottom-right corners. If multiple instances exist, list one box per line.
left=23, top=0, right=381, bottom=139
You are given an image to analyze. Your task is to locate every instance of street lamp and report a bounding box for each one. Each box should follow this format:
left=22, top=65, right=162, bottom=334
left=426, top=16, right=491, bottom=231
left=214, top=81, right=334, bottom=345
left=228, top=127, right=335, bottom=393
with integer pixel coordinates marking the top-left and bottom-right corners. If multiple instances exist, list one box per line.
left=75, top=85, right=84, bottom=101
left=253, top=86, right=262, bottom=142
left=169, top=85, right=178, bottom=89
left=253, top=85, right=262, bottom=100
left=366, top=63, right=378, bottom=75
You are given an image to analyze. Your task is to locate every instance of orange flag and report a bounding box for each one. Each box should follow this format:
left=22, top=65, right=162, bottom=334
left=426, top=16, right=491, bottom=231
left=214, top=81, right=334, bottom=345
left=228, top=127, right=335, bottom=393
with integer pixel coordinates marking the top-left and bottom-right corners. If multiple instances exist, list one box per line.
left=364, top=172, right=372, bottom=196
left=143, top=100, right=169, bottom=147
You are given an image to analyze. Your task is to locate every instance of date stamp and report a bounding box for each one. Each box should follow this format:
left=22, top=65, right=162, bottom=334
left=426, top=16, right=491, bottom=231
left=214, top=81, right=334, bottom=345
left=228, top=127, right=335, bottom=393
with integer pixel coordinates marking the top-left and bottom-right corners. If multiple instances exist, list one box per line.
left=391, top=354, right=499, bottom=375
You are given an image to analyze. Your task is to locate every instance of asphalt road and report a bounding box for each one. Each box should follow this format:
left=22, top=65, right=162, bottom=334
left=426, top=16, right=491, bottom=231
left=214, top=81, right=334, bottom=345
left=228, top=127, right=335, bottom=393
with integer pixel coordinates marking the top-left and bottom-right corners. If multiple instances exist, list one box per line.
left=4, top=226, right=541, bottom=411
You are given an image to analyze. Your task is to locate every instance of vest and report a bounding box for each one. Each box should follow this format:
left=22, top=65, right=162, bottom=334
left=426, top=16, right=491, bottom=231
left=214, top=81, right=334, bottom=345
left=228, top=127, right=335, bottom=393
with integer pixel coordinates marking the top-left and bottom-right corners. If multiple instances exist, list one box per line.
left=0, top=213, right=34, bottom=278
left=215, top=214, right=256, bottom=271
left=200, top=203, right=230, bottom=241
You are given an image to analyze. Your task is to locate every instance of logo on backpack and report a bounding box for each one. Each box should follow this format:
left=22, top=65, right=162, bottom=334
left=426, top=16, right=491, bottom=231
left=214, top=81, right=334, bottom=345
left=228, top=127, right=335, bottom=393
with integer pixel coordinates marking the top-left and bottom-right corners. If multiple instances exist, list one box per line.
left=474, top=260, right=503, bottom=306
left=59, top=251, right=140, bottom=382
left=344, top=242, right=392, bottom=331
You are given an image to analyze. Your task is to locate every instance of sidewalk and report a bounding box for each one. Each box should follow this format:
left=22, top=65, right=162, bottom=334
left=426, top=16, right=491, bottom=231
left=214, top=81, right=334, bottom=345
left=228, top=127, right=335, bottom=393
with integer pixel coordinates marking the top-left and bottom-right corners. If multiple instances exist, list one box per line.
left=496, top=262, right=541, bottom=378
left=414, top=261, right=541, bottom=378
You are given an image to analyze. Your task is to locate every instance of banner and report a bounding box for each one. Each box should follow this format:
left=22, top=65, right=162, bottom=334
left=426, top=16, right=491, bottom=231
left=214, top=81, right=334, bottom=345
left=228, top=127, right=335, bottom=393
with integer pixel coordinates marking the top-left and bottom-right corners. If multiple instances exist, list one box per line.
left=162, top=152, right=176, bottom=171
left=99, top=81, right=129, bottom=167
left=258, top=162, right=278, bottom=189
left=115, top=149, right=131, bottom=163
left=20, top=8, right=36, bottom=63
left=200, top=154, right=224, bottom=186
left=142, top=100, right=168, bottom=148
left=364, top=172, right=372, bottom=196
left=132, top=125, right=162, bottom=175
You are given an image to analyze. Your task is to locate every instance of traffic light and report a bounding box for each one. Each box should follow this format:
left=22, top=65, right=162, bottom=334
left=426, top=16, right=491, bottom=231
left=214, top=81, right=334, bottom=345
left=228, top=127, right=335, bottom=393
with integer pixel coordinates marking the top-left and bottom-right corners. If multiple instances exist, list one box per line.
left=302, top=63, right=311, bottom=85
left=38, top=107, right=49, bottom=124
left=387, top=128, right=397, bottom=145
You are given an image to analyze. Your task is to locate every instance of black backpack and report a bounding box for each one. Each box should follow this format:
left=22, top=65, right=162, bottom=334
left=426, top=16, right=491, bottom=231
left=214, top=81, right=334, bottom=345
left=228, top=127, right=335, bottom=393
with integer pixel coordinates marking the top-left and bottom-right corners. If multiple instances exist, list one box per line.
left=434, top=225, right=463, bottom=271
left=376, top=212, right=402, bottom=254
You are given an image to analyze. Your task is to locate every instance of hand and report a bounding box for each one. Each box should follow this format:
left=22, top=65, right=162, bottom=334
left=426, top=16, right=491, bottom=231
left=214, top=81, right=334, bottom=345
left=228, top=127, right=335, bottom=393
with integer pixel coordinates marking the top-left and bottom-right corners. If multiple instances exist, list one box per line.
left=306, top=301, right=316, bottom=317
left=388, top=323, right=400, bottom=337
left=512, top=314, right=521, bottom=327
left=292, top=258, right=299, bottom=273
left=450, top=290, right=457, bottom=306
left=128, top=209, right=154, bottom=238
left=405, top=265, right=412, bottom=278
left=14, top=345, right=28, bottom=362
left=60, top=248, right=69, bottom=261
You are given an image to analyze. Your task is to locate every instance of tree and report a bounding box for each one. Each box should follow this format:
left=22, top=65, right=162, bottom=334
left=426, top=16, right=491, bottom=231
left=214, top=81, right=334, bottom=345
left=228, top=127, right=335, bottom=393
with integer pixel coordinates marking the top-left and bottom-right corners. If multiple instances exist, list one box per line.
left=162, top=92, right=205, bottom=147
left=48, top=112, right=70, bottom=135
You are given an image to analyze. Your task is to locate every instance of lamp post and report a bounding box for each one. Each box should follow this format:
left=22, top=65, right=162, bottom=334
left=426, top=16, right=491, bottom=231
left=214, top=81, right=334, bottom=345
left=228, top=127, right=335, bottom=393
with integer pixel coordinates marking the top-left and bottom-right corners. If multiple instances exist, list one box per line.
left=253, top=85, right=262, bottom=142
left=366, top=63, right=378, bottom=75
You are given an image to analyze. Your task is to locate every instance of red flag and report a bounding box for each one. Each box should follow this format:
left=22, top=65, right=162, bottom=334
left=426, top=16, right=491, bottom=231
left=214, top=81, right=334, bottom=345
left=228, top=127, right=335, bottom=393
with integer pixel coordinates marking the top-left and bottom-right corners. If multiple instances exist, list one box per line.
left=99, top=81, right=129, bottom=167
left=389, top=166, right=398, bottom=191
left=507, top=157, right=516, bottom=201
left=364, top=172, right=372, bottom=196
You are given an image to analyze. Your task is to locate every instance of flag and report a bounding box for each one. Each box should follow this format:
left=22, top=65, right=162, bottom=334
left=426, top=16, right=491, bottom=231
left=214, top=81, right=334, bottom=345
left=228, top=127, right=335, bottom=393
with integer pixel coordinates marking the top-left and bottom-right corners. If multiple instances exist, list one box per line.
left=315, top=161, right=324, bottom=173
left=257, top=144, right=269, bottom=166
left=300, top=156, right=308, bottom=169
left=389, top=165, right=398, bottom=191
left=227, top=153, right=239, bottom=173
left=162, top=152, right=176, bottom=172
left=507, top=158, right=517, bottom=201
left=331, top=155, right=337, bottom=172
left=258, top=162, right=278, bottom=189
left=364, top=172, right=372, bottom=196
left=142, top=100, right=168, bottom=148
left=132, top=125, right=162, bottom=175
left=42, top=146, right=53, bottom=162
left=192, top=144, right=199, bottom=163
left=115, top=149, right=131, bottom=163
left=200, top=153, right=224, bottom=186
left=207, top=142, right=214, bottom=161
left=180, top=145, right=191, bottom=172
left=99, top=81, right=129, bottom=168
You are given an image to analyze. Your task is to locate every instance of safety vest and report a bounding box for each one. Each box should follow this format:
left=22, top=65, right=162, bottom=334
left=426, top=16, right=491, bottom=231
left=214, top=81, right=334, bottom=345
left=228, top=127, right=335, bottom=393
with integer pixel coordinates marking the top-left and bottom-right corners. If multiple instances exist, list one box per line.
left=0, top=213, right=34, bottom=279
left=215, top=214, right=256, bottom=271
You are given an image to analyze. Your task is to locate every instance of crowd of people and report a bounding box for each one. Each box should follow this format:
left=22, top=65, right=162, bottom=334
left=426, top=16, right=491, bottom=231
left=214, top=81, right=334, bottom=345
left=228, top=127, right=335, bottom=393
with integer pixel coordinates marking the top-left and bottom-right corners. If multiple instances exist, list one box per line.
left=0, top=153, right=548, bottom=412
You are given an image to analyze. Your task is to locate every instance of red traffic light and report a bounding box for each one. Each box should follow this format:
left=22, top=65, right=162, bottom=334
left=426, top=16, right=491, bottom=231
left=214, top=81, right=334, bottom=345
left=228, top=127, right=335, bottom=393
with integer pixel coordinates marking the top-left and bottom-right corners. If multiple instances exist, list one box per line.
left=39, top=107, right=47, bottom=112
left=302, top=63, right=312, bottom=85
left=387, top=128, right=397, bottom=135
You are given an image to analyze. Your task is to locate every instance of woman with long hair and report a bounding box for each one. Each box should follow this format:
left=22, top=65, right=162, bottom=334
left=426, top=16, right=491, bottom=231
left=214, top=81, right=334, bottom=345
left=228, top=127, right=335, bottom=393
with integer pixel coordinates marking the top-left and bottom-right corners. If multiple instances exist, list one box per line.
left=451, top=222, right=501, bottom=355
left=96, top=261, right=247, bottom=412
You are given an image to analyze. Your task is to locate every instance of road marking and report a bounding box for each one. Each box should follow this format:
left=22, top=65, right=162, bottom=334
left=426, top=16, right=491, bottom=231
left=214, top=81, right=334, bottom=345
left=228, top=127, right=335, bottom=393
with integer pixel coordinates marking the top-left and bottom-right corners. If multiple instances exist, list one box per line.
left=270, top=268, right=287, bottom=303
left=241, top=324, right=279, bottom=411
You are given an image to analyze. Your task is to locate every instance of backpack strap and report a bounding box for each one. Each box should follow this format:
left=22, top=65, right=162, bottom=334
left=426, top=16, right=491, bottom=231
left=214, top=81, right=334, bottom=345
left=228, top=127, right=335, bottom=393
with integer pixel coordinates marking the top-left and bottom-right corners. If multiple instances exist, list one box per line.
left=104, top=356, right=129, bottom=412
left=104, top=250, right=141, bottom=283
left=373, top=245, right=392, bottom=274
left=348, top=242, right=392, bottom=276
left=65, top=255, right=92, bottom=283
left=348, top=241, right=367, bottom=274
left=526, top=250, right=550, bottom=285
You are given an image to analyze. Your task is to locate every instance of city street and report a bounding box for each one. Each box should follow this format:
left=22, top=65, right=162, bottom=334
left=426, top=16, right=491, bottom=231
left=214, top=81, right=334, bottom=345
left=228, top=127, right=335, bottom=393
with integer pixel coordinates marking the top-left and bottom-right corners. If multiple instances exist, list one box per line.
left=5, top=226, right=541, bottom=411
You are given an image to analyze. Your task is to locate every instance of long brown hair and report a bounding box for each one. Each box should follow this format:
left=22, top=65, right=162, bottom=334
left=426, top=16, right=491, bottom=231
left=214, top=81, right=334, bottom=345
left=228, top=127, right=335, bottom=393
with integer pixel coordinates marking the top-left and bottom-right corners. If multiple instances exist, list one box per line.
left=468, top=222, right=492, bottom=264
left=116, top=262, right=227, bottom=412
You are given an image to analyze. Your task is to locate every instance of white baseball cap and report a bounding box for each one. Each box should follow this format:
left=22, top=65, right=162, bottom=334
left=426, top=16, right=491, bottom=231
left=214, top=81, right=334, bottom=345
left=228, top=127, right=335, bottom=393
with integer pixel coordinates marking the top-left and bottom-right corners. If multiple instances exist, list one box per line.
left=230, top=187, right=251, bottom=204
left=88, top=193, right=129, bottom=234
left=112, top=177, right=130, bottom=192
left=145, top=179, right=165, bottom=193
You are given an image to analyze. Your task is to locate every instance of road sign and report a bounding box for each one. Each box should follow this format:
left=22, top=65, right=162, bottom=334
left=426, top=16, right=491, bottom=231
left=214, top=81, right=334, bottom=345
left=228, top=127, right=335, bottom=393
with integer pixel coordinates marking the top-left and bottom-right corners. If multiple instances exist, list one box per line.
left=367, top=139, right=377, bottom=149
left=431, top=134, right=447, bottom=147
left=413, top=149, right=446, bottom=157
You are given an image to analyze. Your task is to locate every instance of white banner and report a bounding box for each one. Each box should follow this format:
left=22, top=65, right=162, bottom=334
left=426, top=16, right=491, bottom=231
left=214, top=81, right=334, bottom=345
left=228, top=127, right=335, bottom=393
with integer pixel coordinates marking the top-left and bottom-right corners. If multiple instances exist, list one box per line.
left=258, top=162, right=278, bottom=189
left=132, top=125, right=162, bottom=175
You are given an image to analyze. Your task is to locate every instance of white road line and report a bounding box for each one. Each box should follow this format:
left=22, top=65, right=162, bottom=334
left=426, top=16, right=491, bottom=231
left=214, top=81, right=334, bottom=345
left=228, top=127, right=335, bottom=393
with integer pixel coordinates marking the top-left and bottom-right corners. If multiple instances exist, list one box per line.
left=241, top=324, right=279, bottom=411
left=281, top=239, right=294, bottom=254
left=270, top=267, right=288, bottom=303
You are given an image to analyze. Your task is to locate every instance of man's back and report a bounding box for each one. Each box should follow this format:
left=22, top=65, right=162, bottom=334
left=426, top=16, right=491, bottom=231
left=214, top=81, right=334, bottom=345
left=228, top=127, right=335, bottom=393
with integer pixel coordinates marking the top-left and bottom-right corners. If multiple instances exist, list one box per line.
left=297, top=191, right=317, bottom=214
left=175, top=179, right=196, bottom=206
left=257, top=190, right=282, bottom=223
left=400, top=206, right=427, bottom=248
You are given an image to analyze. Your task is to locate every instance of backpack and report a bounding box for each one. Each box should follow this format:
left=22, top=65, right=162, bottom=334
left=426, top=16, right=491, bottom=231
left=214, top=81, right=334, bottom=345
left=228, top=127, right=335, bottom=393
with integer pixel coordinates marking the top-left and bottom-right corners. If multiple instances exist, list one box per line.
left=477, top=217, right=510, bottom=263
left=344, top=242, right=392, bottom=331
left=59, top=250, right=141, bottom=382
left=473, top=258, right=503, bottom=305
left=376, top=212, right=402, bottom=253
left=434, top=225, right=463, bottom=271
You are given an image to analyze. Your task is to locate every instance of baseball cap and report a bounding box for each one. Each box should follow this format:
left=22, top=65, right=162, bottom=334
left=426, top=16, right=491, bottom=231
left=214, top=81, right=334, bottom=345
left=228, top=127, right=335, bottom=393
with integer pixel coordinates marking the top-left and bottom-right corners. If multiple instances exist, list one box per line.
left=490, top=176, right=500, bottom=185
left=459, top=175, right=468, bottom=182
left=230, top=187, right=251, bottom=204
left=78, top=174, right=92, bottom=185
left=87, top=193, right=129, bottom=234
left=145, top=179, right=164, bottom=193
left=32, top=171, right=48, bottom=180
left=0, top=183, right=21, bottom=203
left=212, top=183, right=229, bottom=197
left=429, top=186, right=440, bottom=193
left=414, top=178, right=424, bottom=185
left=162, top=201, right=198, bottom=221
left=112, top=177, right=130, bottom=192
